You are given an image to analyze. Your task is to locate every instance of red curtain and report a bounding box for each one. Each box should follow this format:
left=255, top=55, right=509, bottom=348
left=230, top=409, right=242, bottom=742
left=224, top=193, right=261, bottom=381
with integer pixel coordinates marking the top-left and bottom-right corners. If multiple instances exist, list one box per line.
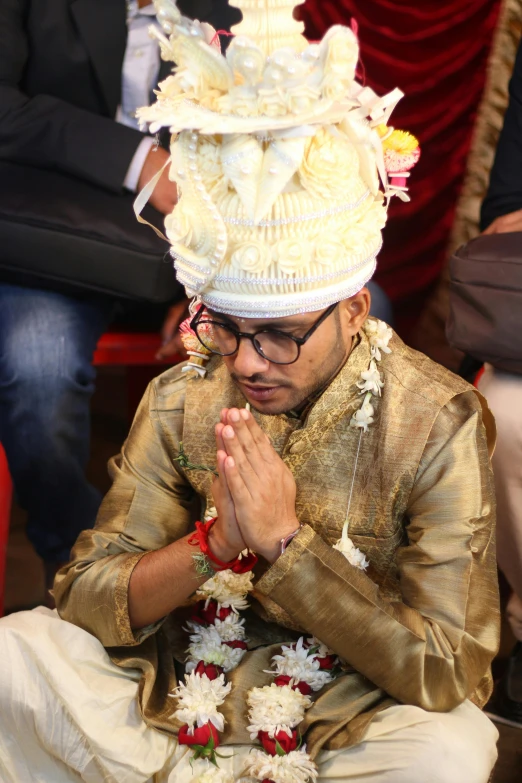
left=298, top=0, right=501, bottom=331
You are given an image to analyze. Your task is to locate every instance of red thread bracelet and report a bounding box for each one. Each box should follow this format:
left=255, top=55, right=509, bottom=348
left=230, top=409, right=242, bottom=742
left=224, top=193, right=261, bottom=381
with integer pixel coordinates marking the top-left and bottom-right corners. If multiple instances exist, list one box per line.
left=188, top=519, right=258, bottom=574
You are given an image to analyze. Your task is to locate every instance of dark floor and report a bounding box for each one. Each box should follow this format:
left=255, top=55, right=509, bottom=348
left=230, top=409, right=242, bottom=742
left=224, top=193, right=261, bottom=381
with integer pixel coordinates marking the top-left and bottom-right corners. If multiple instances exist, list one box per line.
left=5, top=366, right=522, bottom=781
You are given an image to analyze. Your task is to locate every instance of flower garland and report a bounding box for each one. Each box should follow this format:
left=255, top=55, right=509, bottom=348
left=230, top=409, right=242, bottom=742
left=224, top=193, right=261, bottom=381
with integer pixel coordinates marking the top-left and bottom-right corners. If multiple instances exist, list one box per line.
left=173, top=566, right=345, bottom=783
left=172, top=570, right=254, bottom=766
left=349, top=319, right=392, bottom=435
left=173, top=318, right=392, bottom=782
left=333, top=318, right=392, bottom=567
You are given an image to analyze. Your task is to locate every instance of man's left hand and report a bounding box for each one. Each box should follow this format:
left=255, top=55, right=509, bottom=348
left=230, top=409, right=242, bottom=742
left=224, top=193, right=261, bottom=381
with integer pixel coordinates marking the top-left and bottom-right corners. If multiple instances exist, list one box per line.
left=220, top=408, right=300, bottom=562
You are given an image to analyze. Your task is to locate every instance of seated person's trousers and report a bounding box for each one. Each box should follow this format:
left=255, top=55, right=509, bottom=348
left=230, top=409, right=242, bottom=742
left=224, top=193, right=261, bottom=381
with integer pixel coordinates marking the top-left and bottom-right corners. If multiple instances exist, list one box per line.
left=0, top=608, right=498, bottom=783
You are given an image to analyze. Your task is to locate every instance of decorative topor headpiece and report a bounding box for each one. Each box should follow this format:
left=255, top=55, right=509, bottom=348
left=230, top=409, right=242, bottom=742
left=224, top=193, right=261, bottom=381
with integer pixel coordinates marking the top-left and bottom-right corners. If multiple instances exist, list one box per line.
left=137, top=0, right=420, bottom=318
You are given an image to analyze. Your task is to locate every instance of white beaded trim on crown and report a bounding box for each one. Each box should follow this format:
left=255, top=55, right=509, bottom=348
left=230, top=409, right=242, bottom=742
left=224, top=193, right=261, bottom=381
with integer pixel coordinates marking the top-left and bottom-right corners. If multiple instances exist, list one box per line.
left=200, top=260, right=376, bottom=318
left=269, top=141, right=299, bottom=169
left=177, top=269, right=206, bottom=290
left=172, top=243, right=380, bottom=294
left=221, top=149, right=251, bottom=166
left=222, top=191, right=370, bottom=227
left=170, top=250, right=212, bottom=277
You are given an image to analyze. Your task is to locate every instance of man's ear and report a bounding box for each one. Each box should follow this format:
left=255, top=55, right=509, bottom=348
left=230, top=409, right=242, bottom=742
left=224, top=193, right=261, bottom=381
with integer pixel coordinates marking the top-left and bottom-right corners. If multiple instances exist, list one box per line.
left=340, top=288, right=371, bottom=335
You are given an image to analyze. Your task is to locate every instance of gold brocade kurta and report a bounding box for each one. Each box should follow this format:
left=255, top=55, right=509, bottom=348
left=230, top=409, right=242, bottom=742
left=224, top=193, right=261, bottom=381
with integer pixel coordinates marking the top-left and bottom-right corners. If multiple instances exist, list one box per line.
left=54, top=326, right=500, bottom=756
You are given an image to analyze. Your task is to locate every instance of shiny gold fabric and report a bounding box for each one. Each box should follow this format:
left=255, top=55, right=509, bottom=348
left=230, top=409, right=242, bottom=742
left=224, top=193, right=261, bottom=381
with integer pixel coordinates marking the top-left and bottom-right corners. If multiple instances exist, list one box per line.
left=54, top=326, right=499, bottom=755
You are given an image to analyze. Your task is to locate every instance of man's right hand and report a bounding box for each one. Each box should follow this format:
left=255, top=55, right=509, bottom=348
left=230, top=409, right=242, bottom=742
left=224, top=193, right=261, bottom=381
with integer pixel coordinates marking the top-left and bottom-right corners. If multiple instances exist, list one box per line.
left=209, top=422, right=247, bottom=562
left=138, top=146, right=178, bottom=215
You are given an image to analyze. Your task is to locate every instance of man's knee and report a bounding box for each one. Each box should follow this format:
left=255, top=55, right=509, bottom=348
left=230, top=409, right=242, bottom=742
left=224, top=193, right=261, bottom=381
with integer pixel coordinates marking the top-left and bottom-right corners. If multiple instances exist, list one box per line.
left=0, top=613, right=34, bottom=702
left=405, top=707, right=498, bottom=783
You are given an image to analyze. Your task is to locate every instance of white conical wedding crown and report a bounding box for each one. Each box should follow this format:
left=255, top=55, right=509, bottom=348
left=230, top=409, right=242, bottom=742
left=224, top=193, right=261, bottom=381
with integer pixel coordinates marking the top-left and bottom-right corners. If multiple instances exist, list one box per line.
left=138, top=0, right=420, bottom=318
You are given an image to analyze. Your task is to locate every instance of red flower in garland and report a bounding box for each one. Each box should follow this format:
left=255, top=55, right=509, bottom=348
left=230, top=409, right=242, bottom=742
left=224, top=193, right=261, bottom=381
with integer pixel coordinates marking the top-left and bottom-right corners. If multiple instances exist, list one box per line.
left=258, top=729, right=298, bottom=756
left=194, top=661, right=224, bottom=680
left=223, top=640, right=248, bottom=650
left=191, top=599, right=233, bottom=626
left=178, top=722, right=220, bottom=749
left=316, top=653, right=338, bottom=670
left=273, top=674, right=312, bottom=696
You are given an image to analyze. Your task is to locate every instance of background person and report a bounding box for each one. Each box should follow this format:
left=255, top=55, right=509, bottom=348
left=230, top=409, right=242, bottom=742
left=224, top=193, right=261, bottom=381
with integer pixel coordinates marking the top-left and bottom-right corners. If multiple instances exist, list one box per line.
left=476, top=38, right=522, bottom=731
left=0, top=0, right=238, bottom=595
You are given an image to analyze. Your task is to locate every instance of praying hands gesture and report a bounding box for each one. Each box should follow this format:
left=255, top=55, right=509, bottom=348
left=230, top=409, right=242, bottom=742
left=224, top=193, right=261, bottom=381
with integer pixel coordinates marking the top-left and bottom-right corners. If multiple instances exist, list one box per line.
left=211, top=408, right=301, bottom=563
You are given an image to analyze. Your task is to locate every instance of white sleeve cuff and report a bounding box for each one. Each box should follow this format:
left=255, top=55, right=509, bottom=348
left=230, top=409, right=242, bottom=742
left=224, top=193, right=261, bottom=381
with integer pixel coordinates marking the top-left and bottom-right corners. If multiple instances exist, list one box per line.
left=123, top=137, right=156, bottom=192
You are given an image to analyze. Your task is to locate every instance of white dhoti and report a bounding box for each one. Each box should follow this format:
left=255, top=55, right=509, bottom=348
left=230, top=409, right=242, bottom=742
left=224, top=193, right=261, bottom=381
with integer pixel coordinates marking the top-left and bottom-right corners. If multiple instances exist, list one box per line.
left=0, top=609, right=498, bottom=783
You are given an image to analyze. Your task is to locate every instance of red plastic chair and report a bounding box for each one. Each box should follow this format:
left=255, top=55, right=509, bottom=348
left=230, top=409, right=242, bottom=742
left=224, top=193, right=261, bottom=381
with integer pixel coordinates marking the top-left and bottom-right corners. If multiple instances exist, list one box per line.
left=0, top=444, right=13, bottom=617
left=0, top=332, right=179, bottom=616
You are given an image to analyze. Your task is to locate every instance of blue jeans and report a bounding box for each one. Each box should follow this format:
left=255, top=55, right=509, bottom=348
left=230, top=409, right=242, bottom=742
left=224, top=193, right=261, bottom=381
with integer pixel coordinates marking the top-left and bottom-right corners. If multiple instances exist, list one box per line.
left=0, top=284, right=114, bottom=563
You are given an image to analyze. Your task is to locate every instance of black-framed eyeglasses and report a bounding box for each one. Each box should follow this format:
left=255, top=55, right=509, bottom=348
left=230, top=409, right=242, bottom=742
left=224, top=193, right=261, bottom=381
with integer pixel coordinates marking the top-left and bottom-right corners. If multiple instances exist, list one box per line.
left=190, top=303, right=338, bottom=365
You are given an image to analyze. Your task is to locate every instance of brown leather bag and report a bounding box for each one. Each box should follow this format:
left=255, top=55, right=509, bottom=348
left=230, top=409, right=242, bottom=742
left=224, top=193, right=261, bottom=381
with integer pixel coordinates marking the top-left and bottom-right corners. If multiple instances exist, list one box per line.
left=446, top=232, right=522, bottom=374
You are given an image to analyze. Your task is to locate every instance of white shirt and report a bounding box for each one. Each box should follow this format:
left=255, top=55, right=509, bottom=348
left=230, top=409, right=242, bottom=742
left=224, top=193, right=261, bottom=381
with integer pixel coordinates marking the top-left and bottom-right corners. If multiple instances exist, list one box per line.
left=119, top=1, right=162, bottom=191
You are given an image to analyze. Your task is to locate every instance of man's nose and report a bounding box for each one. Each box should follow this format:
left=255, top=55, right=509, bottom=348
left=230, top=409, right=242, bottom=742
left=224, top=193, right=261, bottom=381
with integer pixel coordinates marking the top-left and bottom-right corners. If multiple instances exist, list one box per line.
left=232, top=337, right=270, bottom=377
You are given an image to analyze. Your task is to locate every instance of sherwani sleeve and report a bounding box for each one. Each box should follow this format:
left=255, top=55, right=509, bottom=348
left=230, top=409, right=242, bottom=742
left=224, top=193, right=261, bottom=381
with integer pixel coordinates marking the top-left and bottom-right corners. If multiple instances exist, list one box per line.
left=55, top=378, right=195, bottom=648
left=256, top=390, right=500, bottom=712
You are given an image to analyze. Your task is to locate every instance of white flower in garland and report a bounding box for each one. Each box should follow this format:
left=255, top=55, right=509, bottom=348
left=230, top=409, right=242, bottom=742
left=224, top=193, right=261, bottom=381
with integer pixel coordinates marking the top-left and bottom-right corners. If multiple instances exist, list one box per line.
left=364, top=319, right=393, bottom=362
left=269, top=638, right=334, bottom=692
left=306, top=637, right=334, bottom=658
left=243, top=747, right=318, bottom=783
left=356, top=359, right=384, bottom=396
left=333, top=526, right=369, bottom=570
left=197, top=570, right=254, bottom=611
left=172, top=671, right=231, bottom=731
left=186, top=624, right=246, bottom=672
left=247, top=683, right=311, bottom=739
left=190, top=767, right=234, bottom=783
left=350, top=393, right=374, bottom=433
left=350, top=319, right=392, bottom=430
left=213, top=613, right=247, bottom=642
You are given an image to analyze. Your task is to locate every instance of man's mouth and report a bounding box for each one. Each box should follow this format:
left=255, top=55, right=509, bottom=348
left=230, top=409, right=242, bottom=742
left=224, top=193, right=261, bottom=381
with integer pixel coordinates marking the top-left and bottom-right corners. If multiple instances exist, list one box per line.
left=239, top=382, right=281, bottom=401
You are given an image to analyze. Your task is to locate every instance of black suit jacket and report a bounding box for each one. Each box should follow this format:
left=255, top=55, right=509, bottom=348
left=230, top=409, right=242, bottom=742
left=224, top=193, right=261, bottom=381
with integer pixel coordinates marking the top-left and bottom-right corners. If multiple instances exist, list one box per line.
left=481, top=40, right=522, bottom=230
left=0, top=0, right=239, bottom=193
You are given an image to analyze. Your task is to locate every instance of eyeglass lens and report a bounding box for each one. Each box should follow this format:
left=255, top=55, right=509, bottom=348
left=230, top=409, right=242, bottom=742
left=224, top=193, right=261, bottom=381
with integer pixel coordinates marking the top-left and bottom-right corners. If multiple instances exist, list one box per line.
left=195, top=320, right=300, bottom=364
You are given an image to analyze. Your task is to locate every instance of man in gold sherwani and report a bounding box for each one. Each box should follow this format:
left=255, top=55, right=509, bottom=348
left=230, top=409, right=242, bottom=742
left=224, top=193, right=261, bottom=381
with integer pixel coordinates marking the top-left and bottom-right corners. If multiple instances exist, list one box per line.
left=0, top=1, right=500, bottom=781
